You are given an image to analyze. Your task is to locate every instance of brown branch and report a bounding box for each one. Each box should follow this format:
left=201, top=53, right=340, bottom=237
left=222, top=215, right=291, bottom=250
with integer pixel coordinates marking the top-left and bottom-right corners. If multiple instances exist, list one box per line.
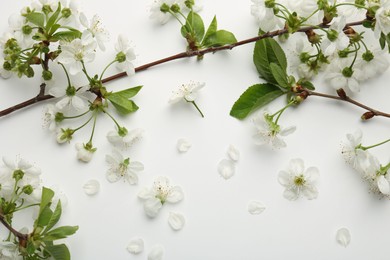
left=0, top=20, right=365, bottom=118
left=0, top=212, right=28, bottom=245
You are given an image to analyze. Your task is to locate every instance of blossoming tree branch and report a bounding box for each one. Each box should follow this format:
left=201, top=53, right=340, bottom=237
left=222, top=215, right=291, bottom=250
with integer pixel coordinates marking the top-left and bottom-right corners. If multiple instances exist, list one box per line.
left=2, top=0, right=390, bottom=258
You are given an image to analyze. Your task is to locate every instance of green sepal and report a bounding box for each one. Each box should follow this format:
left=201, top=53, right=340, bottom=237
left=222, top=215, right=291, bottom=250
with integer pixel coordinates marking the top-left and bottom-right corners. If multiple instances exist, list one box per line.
left=181, top=11, right=205, bottom=44
left=253, top=35, right=287, bottom=85
left=44, top=244, right=71, bottom=260
left=230, top=83, right=285, bottom=119
left=269, top=63, right=289, bottom=89
left=202, top=30, right=237, bottom=48
left=26, top=12, right=45, bottom=28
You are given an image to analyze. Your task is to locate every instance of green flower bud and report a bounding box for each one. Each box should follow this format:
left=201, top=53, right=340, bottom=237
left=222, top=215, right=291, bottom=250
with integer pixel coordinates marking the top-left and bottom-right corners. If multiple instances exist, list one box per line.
left=42, top=70, right=53, bottom=80
left=160, top=3, right=170, bottom=13
left=25, top=66, right=35, bottom=78
left=3, top=61, right=12, bottom=71
left=22, top=185, right=34, bottom=195
left=327, top=29, right=339, bottom=42
left=13, top=169, right=25, bottom=181
left=22, top=25, right=33, bottom=35
left=116, top=51, right=126, bottom=63
left=62, top=8, right=72, bottom=18
left=184, top=0, right=194, bottom=9
left=118, top=126, right=128, bottom=137
left=362, top=50, right=374, bottom=62
left=338, top=50, right=349, bottom=58
left=66, top=85, right=76, bottom=96
left=170, top=3, right=180, bottom=13
left=265, top=0, right=275, bottom=8
left=342, top=67, right=353, bottom=78
left=42, top=5, right=53, bottom=15
left=55, top=112, right=64, bottom=122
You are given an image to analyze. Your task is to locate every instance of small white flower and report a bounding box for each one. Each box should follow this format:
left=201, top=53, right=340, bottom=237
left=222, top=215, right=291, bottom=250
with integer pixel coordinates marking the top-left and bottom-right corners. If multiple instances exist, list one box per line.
left=106, top=127, right=144, bottom=149
left=148, top=244, right=164, bottom=260
left=83, top=179, right=100, bottom=195
left=127, top=237, right=144, bottom=254
left=0, top=241, right=22, bottom=260
left=217, top=159, right=235, bottom=180
left=374, top=1, right=390, bottom=37
left=115, top=34, right=136, bottom=76
left=31, top=0, right=58, bottom=12
left=75, top=143, right=96, bottom=162
left=169, top=81, right=205, bottom=104
left=149, top=0, right=174, bottom=24
left=250, top=0, right=282, bottom=31
left=168, top=211, right=185, bottom=230
left=49, top=85, right=89, bottom=111
left=361, top=154, right=390, bottom=195
left=227, top=145, right=240, bottom=162
left=8, top=13, right=34, bottom=48
left=278, top=158, right=319, bottom=200
left=336, top=227, right=351, bottom=247
left=177, top=138, right=191, bottom=152
left=356, top=48, right=390, bottom=81
left=341, top=129, right=369, bottom=172
left=106, top=149, right=144, bottom=185
left=42, top=104, right=61, bottom=131
left=252, top=111, right=296, bottom=149
left=287, top=0, right=318, bottom=18
left=138, top=176, right=184, bottom=218
left=79, top=13, right=109, bottom=51
left=321, top=16, right=350, bottom=56
left=247, top=201, right=266, bottom=215
left=57, top=38, right=97, bottom=75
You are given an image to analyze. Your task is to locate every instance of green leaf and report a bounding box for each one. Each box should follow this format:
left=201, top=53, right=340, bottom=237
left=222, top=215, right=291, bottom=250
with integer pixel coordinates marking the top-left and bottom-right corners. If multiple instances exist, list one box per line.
left=26, top=12, right=45, bottom=28
left=107, top=94, right=139, bottom=115
left=299, top=80, right=315, bottom=90
left=43, top=200, right=62, bottom=234
left=44, top=226, right=79, bottom=241
left=253, top=37, right=287, bottom=85
left=51, top=30, right=82, bottom=42
left=269, top=63, right=289, bottom=89
left=45, top=244, right=71, bottom=260
left=379, top=33, right=386, bottom=50
left=36, top=206, right=54, bottom=228
left=202, top=16, right=218, bottom=45
left=202, top=30, right=237, bottom=48
left=230, top=83, right=285, bottom=119
left=111, top=86, right=142, bottom=99
left=39, top=187, right=54, bottom=215
left=181, top=11, right=205, bottom=43
left=46, top=3, right=61, bottom=33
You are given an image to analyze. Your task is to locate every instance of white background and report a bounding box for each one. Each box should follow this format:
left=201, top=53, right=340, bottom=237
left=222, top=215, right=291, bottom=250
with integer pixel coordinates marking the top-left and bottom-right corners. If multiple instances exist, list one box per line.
left=2, top=1, right=390, bottom=259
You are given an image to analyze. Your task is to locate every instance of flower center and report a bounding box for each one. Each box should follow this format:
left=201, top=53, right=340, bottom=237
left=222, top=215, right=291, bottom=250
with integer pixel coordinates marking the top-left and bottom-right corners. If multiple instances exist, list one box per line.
left=294, top=175, right=305, bottom=186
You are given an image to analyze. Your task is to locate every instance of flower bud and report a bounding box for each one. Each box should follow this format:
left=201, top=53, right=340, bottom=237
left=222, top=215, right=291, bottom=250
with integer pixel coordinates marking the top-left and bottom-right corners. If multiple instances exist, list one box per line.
left=22, top=185, right=34, bottom=195
left=3, top=61, right=12, bottom=71
left=305, top=29, right=321, bottom=44
left=116, top=51, right=126, bottom=62
left=42, top=70, right=53, bottom=80
left=160, top=3, right=170, bottom=13
left=55, top=112, right=64, bottom=122
left=336, top=88, right=347, bottom=100
left=42, top=5, right=53, bottom=15
left=25, top=66, right=35, bottom=78
left=184, top=0, right=194, bottom=9
left=170, top=3, right=181, bottom=13
left=62, top=8, right=72, bottom=18
left=362, top=50, right=374, bottom=62
left=13, top=169, right=25, bottom=181
left=22, top=25, right=33, bottom=35
left=361, top=111, right=375, bottom=120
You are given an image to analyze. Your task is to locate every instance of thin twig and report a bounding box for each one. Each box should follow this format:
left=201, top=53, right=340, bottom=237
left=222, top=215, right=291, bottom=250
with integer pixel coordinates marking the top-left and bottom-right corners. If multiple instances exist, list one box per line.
left=0, top=20, right=365, bottom=118
left=0, top=213, right=28, bottom=243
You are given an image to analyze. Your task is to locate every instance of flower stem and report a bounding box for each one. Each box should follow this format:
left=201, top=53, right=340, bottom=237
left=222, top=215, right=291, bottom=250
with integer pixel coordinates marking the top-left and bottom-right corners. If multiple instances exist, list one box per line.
left=362, top=138, right=390, bottom=151
left=190, top=101, right=204, bottom=118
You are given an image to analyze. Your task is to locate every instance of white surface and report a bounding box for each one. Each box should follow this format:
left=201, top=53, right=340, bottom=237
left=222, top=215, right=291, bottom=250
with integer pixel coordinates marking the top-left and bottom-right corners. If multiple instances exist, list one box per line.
left=1, top=1, right=390, bottom=259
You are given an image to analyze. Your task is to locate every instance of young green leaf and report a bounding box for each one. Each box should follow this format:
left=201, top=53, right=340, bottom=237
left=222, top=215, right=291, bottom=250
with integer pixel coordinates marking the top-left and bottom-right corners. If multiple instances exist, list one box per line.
left=111, top=86, right=142, bottom=99
left=43, top=226, right=79, bottom=241
left=107, top=94, right=139, bottom=115
left=269, top=63, right=289, bottom=89
left=51, top=30, right=82, bottom=42
left=39, top=187, right=55, bottom=215
left=230, top=83, right=285, bottom=119
left=45, top=244, right=71, bottom=260
left=46, top=3, right=62, bottom=33
left=202, top=30, right=237, bottom=48
left=253, top=37, right=287, bottom=85
left=202, top=16, right=218, bottom=45
left=26, top=12, right=45, bottom=28
left=36, top=206, right=54, bottom=228
left=181, top=11, right=205, bottom=43
left=43, top=200, right=62, bottom=234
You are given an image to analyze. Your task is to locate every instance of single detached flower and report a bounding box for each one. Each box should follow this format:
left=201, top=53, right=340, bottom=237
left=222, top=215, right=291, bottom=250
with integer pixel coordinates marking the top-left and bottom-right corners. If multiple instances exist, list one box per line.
left=79, top=13, right=109, bottom=51
left=169, top=81, right=205, bottom=117
left=57, top=38, right=97, bottom=75
left=278, top=158, right=319, bottom=200
left=138, top=176, right=184, bottom=218
left=42, top=104, right=62, bottom=132
left=106, top=127, right=144, bottom=149
left=361, top=154, right=390, bottom=195
left=115, top=34, right=136, bottom=76
left=75, top=142, right=96, bottom=162
left=341, top=129, right=368, bottom=172
left=252, top=111, right=296, bottom=149
left=106, top=149, right=144, bottom=184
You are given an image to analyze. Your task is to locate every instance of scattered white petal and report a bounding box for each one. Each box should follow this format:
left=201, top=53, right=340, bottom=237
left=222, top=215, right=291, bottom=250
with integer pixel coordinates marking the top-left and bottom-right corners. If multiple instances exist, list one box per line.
left=218, top=159, right=235, bottom=180
left=83, top=180, right=100, bottom=195
left=127, top=237, right=144, bottom=254
left=148, top=244, right=164, bottom=260
left=336, top=227, right=351, bottom=247
left=177, top=138, right=191, bottom=153
left=168, top=212, right=185, bottom=231
left=248, top=201, right=266, bottom=215
left=227, top=145, right=240, bottom=161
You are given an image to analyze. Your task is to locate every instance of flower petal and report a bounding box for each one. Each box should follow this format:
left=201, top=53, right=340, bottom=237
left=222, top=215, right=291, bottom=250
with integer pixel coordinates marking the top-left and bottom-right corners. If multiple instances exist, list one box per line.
left=377, top=175, right=390, bottom=195
left=168, top=212, right=185, bottom=231
left=127, top=237, right=144, bottom=254
left=148, top=244, right=164, bottom=260
left=166, top=186, right=184, bottom=203
left=283, top=187, right=299, bottom=201
left=83, top=179, right=100, bottom=195
left=143, top=198, right=162, bottom=218
left=218, top=159, right=235, bottom=180
left=177, top=138, right=192, bottom=153
left=247, top=201, right=266, bottom=215
left=227, top=145, right=240, bottom=161
left=336, top=227, right=351, bottom=247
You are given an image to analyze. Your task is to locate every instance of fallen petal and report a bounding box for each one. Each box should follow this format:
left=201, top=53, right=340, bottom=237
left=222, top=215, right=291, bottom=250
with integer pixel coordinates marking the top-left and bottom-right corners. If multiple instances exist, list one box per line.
left=218, top=159, right=235, bottom=180
left=168, top=212, right=185, bottom=231
left=177, top=138, right=191, bottom=152
left=83, top=180, right=100, bottom=195
left=248, top=201, right=266, bottom=215
left=227, top=145, right=240, bottom=161
left=127, top=237, right=144, bottom=254
left=336, top=227, right=351, bottom=247
left=148, top=244, right=164, bottom=260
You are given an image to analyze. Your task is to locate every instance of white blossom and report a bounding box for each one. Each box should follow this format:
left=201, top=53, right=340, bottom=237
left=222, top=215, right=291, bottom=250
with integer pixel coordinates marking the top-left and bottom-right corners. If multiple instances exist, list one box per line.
left=83, top=179, right=100, bottom=195
left=8, top=13, right=34, bottom=48
left=79, top=13, right=109, bottom=51
left=31, top=0, right=58, bottom=12
left=0, top=55, right=12, bottom=79
left=106, top=127, right=144, bottom=149
left=42, top=104, right=61, bottom=132
left=356, top=48, right=390, bottom=81
left=374, top=0, right=390, bottom=38
left=148, top=244, right=164, bottom=260
left=105, top=149, right=144, bottom=184
left=168, top=211, right=185, bottom=230
left=341, top=129, right=369, bottom=172
left=321, top=16, right=350, bottom=56
left=252, top=111, right=296, bottom=149
left=127, top=238, right=144, bottom=254
left=169, top=81, right=205, bottom=104
left=115, top=34, right=136, bottom=75
left=247, top=200, right=266, bottom=215
left=138, top=176, right=184, bottom=218
left=287, top=0, right=318, bottom=18
left=149, top=0, right=174, bottom=24
left=278, top=158, right=319, bottom=200
left=75, top=143, right=96, bottom=162
left=57, top=38, right=97, bottom=75
left=336, top=227, right=351, bottom=247
left=49, top=85, right=89, bottom=111
left=361, top=154, right=390, bottom=195
left=218, top=159, right=235, bottom=180
left=0, top=241, right=22, bottom=260
left=250, top=0, right=282, bottom=31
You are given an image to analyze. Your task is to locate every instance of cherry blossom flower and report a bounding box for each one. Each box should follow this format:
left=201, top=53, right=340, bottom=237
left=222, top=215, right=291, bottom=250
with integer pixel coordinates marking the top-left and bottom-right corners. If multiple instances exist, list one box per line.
left=106, top=127, right=144, bottom=149
left=252, top=111, right=296, bottom=149
left=278, top=158, right=319, bottom=200
left=127, top=238, right=144, bottom=254
left=8, top=13, right=34, bottom=48
left=169, top=81, right=205, bottom=104
left=250, top=0, right=282, bottom=31
left=79, top=13, right=109, bottom=51
left=0, top=241, right=22, bottom=260
left=105, top=149, right=144, bottom=184
left=49, top=85, right=89, bottom=111
left=57, top=38, right=97, bottom=75
left=115, top=34, right=136, bottom=76
left=138, top=176, right=184, bottom=218
left=321, top=16, right=350, bottom=56
left=75, top=142, right=96, bottom=162
left=361, top=154, right=390, bottom=195
left=42, top=104, right=62, bottom=132
left=341, top=129, right=369, bottom=172
left=374, top=0, right=390, bottom=38
left=149, top=0, right=174, bottom=24
left=356, top=48, right=390, bottom=81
